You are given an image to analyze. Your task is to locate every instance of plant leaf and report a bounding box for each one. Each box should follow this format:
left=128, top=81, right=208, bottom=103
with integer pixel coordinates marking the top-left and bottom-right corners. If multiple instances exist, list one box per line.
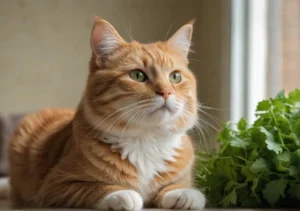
left=276, top=151, right=291, bottom=162
left=289, top=166, right=298, bottom=178
left=275, top=90, right=285, bottom=99
left=274, top=151, right=291, bottom=172
left=256, top=100, right=271, bottom=112
left=220, top=189, right=237, bottom=207
left=230, top=137, right=249, bottom=149
left=289, top=89, right=300, bottom=102
left=250, top=158, right=270, bottom=174
left=241, top=166, right=255, bottom=183
left=238, top=118, right=247, bottom=131
left=251, top=177, right=259, bottom=192
left=260, top=127, right=283, bottom=154
left=262, top=179, right=288, bottom=205
left=225, top=180, right=238, bottom=192
left=288, top=184, right=300, bottom=200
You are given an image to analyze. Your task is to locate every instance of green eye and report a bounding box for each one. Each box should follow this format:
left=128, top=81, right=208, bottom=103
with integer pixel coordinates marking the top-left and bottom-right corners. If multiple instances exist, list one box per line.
left=169, top=71, right=182, bottom=84
left=129, top=69, right=147, bottom=82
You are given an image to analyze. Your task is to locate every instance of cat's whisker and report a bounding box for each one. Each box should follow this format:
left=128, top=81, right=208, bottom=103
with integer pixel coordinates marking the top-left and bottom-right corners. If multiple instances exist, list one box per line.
left=180, top=108, right=212, bottom=152
left=129, top=21, right=133, bottom=41
left=121, top=108, right=144, bottom=137
left=196, top=106, right=221, bottom=124
left=113, top=8, right=134, bottom=42
left=194, top=121, right=209, bottom=152
left=198, top=114, right=220, bottom=133
left=198, top=118, right=212, bottom=137
left=99, top=99, right=152, bottom=124
left=82, top=100, right=153, bottom=142
left=84, top=98, right=155, bottom=143
left=164, top=22, right=174, bottom=41
left=125, top=24, right=133, bottom=41
left=198, top=119, right=214, bottom=148
left=99, top=99, right=153, bottom=121
left=120, top=108, right=144, bottom=138
left=198, top=109, right=221, bottom=127
left=194, top=119, right=210, bottom=152
left=189, top=58, right=203, bottom=63
left=199, top=104, right=229, bottom=111
left=137, top=107, right=148, bottom=129
left=106, top=102, right=154, bottom=132
left=194, top=121, right=205, bottom=142
left=105, top=106, right=141, bottom=132
left=197, top=106, right=225, bottom=126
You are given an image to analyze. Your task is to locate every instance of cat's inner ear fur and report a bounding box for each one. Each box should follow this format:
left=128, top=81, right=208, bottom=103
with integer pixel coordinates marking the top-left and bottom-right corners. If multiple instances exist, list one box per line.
left=167, top=20, right=194, bottom=58
left=90, top=16, right=126, bottom=58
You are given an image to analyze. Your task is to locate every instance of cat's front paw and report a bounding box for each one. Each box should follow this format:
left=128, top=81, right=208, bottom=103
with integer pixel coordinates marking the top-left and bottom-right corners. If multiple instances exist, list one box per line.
left=161, top=188, right=205, bottom=210
left=96, top=190, right=143, bottom=211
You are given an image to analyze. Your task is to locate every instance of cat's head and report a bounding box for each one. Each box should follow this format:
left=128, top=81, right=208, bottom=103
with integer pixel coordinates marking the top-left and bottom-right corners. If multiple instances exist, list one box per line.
left=84, top=17, right=198, bottom=136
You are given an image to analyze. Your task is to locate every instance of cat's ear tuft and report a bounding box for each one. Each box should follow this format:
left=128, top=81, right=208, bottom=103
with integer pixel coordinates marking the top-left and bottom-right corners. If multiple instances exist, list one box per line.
left=90, top=17, right=126, bottom=57
left=187, top=18, right=196, bottom=25
left=167, top=20, right=194, bottom=57
left=94, top=15, right=102, bottom=22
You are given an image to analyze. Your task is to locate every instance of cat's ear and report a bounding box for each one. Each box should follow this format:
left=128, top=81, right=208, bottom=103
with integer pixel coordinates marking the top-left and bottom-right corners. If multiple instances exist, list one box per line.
left=90, top=16, right=126, bottom=57
left=167, top=19, right=194, bottom=57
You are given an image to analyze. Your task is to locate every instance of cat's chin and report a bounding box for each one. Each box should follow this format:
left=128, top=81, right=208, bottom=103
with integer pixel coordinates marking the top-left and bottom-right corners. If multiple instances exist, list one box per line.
left=149, top=104, right=174, bottom=116
left=141, top=112, right=181, bottom=128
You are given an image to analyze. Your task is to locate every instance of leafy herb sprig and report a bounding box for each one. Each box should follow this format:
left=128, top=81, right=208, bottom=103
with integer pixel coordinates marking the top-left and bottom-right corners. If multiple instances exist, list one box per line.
left=196, top=89, right=300, bottom=208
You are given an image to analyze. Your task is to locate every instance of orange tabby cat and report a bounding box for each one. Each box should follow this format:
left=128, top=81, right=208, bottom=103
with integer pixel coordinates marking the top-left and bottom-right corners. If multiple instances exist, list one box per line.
left=6, top=17, right=206, bottom=210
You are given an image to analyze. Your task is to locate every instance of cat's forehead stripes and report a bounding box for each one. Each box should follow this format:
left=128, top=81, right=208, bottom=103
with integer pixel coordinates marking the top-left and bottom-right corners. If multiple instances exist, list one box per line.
left=137, top=43, right=176, bottom=81
left=141, top=43, right=175, bottom=69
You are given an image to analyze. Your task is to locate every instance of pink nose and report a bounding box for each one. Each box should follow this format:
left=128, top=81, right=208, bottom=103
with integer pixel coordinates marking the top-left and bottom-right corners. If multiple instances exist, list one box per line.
left=156, top=89, right=173, bottom=100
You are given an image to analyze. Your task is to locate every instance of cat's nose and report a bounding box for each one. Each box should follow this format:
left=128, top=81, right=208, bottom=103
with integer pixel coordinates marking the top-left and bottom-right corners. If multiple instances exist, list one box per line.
left=156, top=89, right=173, bottom=100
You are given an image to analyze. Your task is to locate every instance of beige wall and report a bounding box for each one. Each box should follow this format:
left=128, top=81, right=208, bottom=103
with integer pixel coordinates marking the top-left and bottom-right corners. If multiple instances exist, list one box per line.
left=0, top=0, right=230, bottom=149
left=282, top=0, right=300, bottom=92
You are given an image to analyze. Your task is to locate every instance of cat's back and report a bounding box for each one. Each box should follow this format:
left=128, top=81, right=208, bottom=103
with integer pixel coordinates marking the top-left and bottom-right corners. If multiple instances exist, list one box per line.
left=9, top=108, right=75, bottom=150
left=8, top=108, right=75, bottom=205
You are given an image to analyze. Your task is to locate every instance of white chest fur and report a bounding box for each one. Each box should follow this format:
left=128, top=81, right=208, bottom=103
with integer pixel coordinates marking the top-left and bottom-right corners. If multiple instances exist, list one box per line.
left=99, top=133, right=183, bottom=198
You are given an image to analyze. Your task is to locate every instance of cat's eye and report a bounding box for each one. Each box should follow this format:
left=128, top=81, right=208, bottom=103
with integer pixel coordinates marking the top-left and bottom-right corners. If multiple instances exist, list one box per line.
left=129, top=69, right=147, bottom=82
left=169, top=71, right=182, bottom=84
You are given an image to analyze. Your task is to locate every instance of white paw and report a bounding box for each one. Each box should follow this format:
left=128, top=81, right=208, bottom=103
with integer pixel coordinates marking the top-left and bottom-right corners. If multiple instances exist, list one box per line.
left=96, top=190, right=143, bottom=211
left=161, top=188, right=206, bottom=210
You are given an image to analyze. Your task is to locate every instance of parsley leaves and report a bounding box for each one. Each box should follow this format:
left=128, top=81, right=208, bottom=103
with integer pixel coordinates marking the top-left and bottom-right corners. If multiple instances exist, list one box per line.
left=196, top=89, right=300, bottom=208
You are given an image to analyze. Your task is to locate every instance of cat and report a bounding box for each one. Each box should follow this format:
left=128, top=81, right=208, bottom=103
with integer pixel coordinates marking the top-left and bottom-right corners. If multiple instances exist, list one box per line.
left=3, top=16, right=206, bottom=210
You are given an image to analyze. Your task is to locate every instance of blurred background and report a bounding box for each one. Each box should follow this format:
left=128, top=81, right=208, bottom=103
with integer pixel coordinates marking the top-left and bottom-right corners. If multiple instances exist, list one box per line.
left=0, top=0, right=299, bottom=152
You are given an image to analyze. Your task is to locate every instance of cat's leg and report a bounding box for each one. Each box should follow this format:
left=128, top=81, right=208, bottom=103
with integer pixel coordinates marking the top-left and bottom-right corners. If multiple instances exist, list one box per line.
left=37, top=181, right=143, bottom=210
left=154, top=184, right=206, bottom=210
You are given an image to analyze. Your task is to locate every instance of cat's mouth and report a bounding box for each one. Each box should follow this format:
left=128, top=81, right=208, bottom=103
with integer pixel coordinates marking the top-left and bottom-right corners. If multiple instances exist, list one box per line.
left=150, top=103, right=173, bottom=115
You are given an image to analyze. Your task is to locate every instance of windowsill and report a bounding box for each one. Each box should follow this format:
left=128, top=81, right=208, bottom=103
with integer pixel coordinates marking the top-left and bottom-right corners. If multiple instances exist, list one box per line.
left=0, top=199, right=297, bottom=211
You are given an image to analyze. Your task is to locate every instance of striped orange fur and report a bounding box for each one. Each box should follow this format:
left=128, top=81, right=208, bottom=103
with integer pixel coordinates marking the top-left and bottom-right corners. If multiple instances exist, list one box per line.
left=8, top=17, right=206, bottom=210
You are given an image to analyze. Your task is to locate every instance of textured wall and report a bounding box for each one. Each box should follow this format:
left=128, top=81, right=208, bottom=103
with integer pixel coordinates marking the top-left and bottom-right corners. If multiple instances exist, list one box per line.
left=282, top=0, right=300, bottom=92
left=0, top=0, right=229, bottom=149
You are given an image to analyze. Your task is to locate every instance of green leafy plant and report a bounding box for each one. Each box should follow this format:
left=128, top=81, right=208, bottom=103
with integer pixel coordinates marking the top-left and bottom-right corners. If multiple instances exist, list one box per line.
left=196, top=89, right=300, bottom=208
